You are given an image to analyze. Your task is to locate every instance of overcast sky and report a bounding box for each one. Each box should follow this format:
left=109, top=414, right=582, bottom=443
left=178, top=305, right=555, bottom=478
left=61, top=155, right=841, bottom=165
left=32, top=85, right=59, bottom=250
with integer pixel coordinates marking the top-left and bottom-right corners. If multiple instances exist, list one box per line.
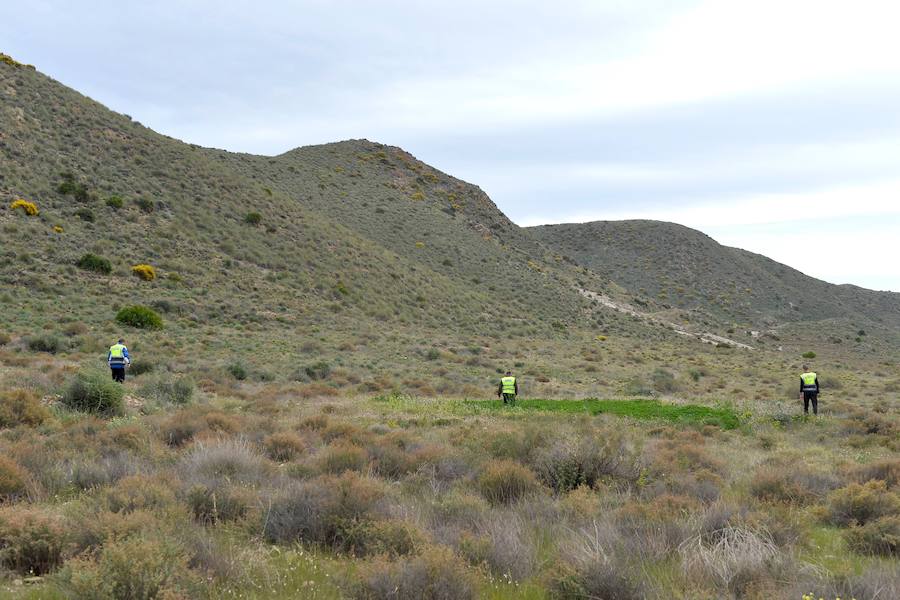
left=4, top=0, right=900, bottom=291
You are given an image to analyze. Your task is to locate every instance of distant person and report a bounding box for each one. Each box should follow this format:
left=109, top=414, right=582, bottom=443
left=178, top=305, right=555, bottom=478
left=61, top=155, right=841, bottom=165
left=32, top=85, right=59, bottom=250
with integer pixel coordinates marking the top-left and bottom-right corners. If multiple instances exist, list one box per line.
left=108, top=338, right=131, bottom=383
left=497, top=371, right=518, bottom=405
left=799, top=365, right=819, bottom=415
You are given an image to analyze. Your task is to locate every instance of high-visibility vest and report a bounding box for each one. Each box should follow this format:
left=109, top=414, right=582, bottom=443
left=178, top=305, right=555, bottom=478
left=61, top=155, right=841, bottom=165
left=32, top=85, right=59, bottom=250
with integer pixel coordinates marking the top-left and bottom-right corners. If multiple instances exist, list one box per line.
left=501, top=376, right=516, bottom=394
left=109, top=343, right=127, bottom=364
left=801, top=372, right=817, bottom=391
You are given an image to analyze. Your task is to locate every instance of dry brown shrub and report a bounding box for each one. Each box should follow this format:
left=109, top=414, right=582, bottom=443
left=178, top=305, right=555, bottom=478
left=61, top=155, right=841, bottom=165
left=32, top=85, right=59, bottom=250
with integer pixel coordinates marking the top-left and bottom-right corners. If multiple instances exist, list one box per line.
left=348, top=545, right=476, bottom=600
left=299, top=414, right=329, bottom=430
left=0, top=505, right=71, bottom=575
left=847, top=458, right=900, bottom=489
left=264, top=431, right=306, bottom=462
left=319, top=443, right=369, bottom=474
left=826, top=480, right=900, bottom=526
left=102, top=474, right=177, bottom=513
left=297, top=383, right=339, bottom=399
left=204, top=411, right=241, bottom=434
left=0, top=389, right=50, bottom=427
left=477, top=459, right=542, bottom=505
left=0, top=455, right=28, bottom=500
left=749, top=459, right=839, bottom=506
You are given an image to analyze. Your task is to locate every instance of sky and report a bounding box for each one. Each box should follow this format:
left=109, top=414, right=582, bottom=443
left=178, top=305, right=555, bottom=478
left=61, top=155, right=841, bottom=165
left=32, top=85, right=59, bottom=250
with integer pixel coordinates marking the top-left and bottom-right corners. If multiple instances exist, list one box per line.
left=3, top=0, right=900, bottom=291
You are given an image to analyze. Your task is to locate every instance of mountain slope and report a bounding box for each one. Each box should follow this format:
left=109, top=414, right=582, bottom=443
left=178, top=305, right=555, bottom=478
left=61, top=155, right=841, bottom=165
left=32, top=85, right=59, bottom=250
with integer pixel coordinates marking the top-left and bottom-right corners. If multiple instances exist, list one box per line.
left=528, top=220, right=900, bottom=329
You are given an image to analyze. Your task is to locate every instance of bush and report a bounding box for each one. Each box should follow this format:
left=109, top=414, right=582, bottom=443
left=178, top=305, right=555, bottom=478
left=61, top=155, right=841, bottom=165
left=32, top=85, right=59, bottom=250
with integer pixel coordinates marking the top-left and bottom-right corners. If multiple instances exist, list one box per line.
left=263, top=472, right=386, bottom=550
left=116, top=305, right=163, bottom=330
left=0, top=332, right=10, bottom=346
left=57, top=535, right=199, bottom=599
left=0, top=389, right=50, bottom=427
left=244, top=212, right=262, bottom=225
left=131, top=264, right=157, bottom=281
left=0, top=506, right=70, bottom=575
left=827, top=480, right=900, bottom=526
left=652, top=368, right=679, bottom=394
left=10, top=199, right=38, bottom=216
left=105, top=195, right=124, bottom=209
left=27, top=333, right=62, bottom=354
left=76, top=253, right=112, bottom=274
left=103, top=474, right=177, bottom=514
left=227, top=361, right=248, bottom=380
left=135, top=197, right=154, bottom=213
left=477, top=460, right=541, bottom=505
left=320, top=443, right=368, bottom=474
left=849, top=459, right=900, bottom=488
left=186, top=484, right=254, bottom=524
left=140, top=375, right=194, bottom=405
left=348, top=546, right=475, bottom=599
left=845, top=516, right=900, bottom=556
left=0, top=456, right=28, bottom=500
left=74, top=208, right=94, bottom=222
left=62, top=371, right=125, bottom=416
left=304, top=361, right=332, bottom=381
left=535, top=433, right=639, bottom=493
left=802, top=351, right=816, bottom=359
left=749, top=462, right=839, bottom=506
left=264, top=432, right=306, bottom=462
left=180, top=439, right=267, bottom=489
left=127, top=360, right=156, bottom=376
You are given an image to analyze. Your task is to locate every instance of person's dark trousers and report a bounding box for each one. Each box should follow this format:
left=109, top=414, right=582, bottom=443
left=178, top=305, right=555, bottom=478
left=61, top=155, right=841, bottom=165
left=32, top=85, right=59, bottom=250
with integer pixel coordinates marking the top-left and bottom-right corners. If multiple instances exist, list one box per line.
left=111, top=367, right=125, bottom=383
left=502, top=393, right=516, bottom=405
left=803, top=392, right=818, bottom=415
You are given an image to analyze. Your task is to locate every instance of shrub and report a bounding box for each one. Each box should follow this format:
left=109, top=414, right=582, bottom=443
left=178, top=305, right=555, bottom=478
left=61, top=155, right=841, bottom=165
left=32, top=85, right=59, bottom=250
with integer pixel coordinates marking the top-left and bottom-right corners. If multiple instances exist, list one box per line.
left=0, top=332, right=10, bottom=346
left=802, top=351, right=816, bottom=359
left=105, top=195, right=124, bottom=209
left=848, top=459, right=900, bottom=488
left=27, top=333, right=62, bottom=354
left=227, top=361, right=248, bottom=380
left=57, top=535, right=199, bottom=599
left=535, top=433, right=639, bottom=493
left=348, top=546, right=475, bottom=599
left=0, top=389, right=50, bottom=427
left=186, top=484, right=254, bottom=524
left=845, top=516, right=900, bottom=556
left=749, top=462, right=839, bottom=506
left=0, top=506, right=70, bottom=575
left=127, top=360, right=156, bottom=376
left=181, top=439, right=267, bottom=488
left=304, top=361, right=332, bottom=381
left=651, top=368, right=679, bottom=393
left=116, top=305, right=163, bottom=330
left=263, top=472, right=386, bottom=549
left=62, top=371, right=125, bottom=416
left=826, top=480, right=900, bottom=526
left=140, top=375, right=194, bottom=405
left=320, top=443, right=368, bottom=474
left=678, top=526, right=780, bottom=592
left=135, top=197, right=154, bottom=213
left=76, top=253, right=112, bottom=274
left=548, top=522, right=642, bottom=600
left=244, top=212, right=262, bottom=225
left=131, top=264, right=157, bottom=281
left=10, top=199, right=38, bottom=216
left=103, top=474, right=177, bottom=514
left=74, top=207, right=94, bottom=222
left=477, top=460, right=541, bottom=505
left=0, top=456, right=28, bottom=500
left=264, top=431, right=306, bottom=462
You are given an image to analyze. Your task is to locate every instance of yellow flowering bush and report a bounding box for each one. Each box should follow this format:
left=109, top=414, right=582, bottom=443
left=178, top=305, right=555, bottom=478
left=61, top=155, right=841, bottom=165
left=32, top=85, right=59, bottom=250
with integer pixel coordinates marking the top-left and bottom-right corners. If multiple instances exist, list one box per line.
left=131, top=264, right=157, bottom=281
left=10, top=199, right=38, bottom=216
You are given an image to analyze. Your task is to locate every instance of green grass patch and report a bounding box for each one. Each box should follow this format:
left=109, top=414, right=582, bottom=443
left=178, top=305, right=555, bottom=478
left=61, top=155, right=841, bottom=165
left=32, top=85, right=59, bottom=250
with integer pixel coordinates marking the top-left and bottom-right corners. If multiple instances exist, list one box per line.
left=464, top=398, right=741, bottom=429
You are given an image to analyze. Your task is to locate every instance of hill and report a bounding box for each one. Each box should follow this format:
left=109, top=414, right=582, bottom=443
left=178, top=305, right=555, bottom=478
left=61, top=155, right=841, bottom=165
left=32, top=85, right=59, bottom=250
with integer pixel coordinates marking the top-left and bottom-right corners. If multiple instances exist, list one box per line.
left=529, top=219, right=900, bottom=331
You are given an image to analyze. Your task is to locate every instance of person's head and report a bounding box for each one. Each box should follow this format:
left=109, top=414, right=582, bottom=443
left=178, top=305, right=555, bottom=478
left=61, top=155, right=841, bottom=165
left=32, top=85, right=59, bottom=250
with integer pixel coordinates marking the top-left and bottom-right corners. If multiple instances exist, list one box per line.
left=506, top=370, right=511, bottom=376
left=118, top=338, right=124, bottom=345
left=802, top=365, right=809, bottom=371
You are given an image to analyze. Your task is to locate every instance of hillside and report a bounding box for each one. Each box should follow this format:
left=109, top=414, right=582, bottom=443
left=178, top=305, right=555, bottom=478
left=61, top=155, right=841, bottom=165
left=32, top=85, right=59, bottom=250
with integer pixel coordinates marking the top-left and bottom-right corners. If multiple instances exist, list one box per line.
left=529, top=219, right=900, bottom=331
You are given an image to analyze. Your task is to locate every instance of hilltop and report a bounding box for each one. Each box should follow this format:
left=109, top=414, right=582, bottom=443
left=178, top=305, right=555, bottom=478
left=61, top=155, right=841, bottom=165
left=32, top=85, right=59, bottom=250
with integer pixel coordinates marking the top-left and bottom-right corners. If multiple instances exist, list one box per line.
left=529, top=219, right=900, bottom=331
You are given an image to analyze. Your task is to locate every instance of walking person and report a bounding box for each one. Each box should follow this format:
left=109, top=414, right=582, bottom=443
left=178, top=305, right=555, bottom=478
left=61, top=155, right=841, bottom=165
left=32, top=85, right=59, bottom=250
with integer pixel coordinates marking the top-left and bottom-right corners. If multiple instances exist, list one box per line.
left=799, top=365, right=819, bottom=415
left=497, top=371, right=518, bottom=405
left=108, top=338, right=131, bottom=383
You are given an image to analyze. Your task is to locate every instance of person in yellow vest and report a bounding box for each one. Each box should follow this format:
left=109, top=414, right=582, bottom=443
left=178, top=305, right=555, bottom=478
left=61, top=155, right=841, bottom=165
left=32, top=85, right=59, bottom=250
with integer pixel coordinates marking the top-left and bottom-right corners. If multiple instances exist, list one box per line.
left=799, top=365, right=819, bottom=415
left=497, top=371, right=518, bottom=405
left=107, top=338, right=131, bottom=383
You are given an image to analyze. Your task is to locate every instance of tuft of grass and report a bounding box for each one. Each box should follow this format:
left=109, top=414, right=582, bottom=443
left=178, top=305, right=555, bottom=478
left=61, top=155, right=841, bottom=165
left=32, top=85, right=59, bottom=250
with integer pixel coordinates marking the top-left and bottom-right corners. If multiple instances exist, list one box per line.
left=477, top=459, right=541, bottom=505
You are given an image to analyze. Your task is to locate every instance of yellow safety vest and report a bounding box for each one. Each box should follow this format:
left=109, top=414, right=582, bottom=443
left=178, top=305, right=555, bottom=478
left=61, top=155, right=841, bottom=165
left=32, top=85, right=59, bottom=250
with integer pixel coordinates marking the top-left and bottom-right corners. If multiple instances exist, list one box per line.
left=801, top=372, right=817, bottom=389
left=109, top=343, right=126, bottom=358
left=501, top=376, right=516, bottom=394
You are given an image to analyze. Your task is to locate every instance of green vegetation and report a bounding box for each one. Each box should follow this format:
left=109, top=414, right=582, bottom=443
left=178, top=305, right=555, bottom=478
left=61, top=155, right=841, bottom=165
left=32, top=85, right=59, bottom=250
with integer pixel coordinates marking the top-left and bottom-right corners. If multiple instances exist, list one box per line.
left=463, top=398, right=742, bottom=429
left=61, top=371, right=125, bottom=416
left=115, top=305, right=163, bottom=330
left=75, top=253, right=112, bottom=274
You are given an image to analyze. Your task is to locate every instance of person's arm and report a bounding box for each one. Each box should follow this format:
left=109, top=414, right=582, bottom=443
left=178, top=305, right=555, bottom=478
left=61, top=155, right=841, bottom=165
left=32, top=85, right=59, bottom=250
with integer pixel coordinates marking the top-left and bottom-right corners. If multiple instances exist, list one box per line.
left=123, top=347, right=130, bottom=364
left=799, top=377, right=803, bottom=394
left=815, top=376, right=819, bottom=393
left=497, top=382, right=503, bottom=396
left=515, top=380, right=519, bottom=394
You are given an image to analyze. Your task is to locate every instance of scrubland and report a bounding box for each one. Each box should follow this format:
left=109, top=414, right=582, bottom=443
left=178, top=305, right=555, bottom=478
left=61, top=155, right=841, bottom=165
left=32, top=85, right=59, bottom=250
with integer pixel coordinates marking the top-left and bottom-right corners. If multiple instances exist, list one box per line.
left=0, top=338, right=897, bottom=600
